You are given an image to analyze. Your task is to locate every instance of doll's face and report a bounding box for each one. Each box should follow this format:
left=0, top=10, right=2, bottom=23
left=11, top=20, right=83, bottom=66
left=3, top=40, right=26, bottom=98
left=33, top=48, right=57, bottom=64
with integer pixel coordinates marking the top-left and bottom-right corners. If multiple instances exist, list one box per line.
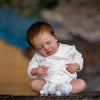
left=33, top=32, right=59, bottom=57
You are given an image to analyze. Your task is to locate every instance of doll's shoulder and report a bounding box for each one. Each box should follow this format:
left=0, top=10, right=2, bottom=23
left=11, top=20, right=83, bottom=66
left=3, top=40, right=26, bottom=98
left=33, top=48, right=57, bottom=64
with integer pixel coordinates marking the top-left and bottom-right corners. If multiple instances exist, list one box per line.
left=59, top=43, right=75, bottom=51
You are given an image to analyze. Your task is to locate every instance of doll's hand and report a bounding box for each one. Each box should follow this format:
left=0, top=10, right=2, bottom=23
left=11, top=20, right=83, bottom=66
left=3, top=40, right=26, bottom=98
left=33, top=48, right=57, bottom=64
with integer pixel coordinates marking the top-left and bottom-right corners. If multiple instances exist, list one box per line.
left=66, top=63, right=80, bottom=74
left=37, top=65, right=49, bottom=76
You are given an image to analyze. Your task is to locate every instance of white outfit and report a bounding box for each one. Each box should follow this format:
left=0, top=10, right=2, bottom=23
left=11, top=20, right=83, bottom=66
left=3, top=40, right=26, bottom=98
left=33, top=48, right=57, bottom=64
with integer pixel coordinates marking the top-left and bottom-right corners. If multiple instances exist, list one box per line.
left=28, top=43, right=83, bottom=84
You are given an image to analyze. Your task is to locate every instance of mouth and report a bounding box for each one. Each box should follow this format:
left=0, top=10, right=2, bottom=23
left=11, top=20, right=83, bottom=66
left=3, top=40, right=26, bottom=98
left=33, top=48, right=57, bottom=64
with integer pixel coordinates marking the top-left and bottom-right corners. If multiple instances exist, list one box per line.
left=47, top=51, right=52, bottom=54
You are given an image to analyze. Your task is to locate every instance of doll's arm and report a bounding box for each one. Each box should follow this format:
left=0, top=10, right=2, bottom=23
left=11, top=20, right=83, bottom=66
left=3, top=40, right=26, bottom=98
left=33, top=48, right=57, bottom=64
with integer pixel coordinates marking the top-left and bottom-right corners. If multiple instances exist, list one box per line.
left=66, top=63, right=80, bottom=74
left=31, top=66, right=48, bottom=76
left=71, top=46, right=83, bottom=71
left=28, top=53, right=40, bottom=78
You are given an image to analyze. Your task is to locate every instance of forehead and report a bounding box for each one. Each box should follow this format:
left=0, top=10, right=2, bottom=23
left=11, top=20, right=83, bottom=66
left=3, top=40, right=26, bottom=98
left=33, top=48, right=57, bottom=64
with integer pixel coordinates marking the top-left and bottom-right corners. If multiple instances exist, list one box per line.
left=33, top=32, right=53, bottom=46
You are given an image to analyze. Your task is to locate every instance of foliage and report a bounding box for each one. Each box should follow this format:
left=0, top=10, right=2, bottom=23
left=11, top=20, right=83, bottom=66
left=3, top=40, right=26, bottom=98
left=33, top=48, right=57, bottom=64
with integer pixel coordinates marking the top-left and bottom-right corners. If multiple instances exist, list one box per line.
left=0, top=0, right=59, bottom=17
left=0, top=0, right=40, bottom=17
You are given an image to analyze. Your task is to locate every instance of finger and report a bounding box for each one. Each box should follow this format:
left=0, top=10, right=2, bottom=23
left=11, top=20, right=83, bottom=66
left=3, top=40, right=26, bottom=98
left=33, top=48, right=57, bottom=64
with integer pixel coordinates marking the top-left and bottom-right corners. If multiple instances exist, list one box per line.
left=42, top=69, right=48, bottom=73
left=41, top=66, right=48, bottom=69
left=43, top=68, right=48, bottom=72
left=42, top=71, right=46, bottom=75
left=40, top=65, right=46, bottom=68
left=42, top=73, right=46, bottom=76
left=44, top=67, right=49, bottom=71
left=42, top=72, right=47, bottom=76
left=42, top=69, right=46, bottom=72
left=67, top=63, right=72, bottom=66
left=67, top=66, right=72, bottom=71
left=66, top=67, right=70, bottom=71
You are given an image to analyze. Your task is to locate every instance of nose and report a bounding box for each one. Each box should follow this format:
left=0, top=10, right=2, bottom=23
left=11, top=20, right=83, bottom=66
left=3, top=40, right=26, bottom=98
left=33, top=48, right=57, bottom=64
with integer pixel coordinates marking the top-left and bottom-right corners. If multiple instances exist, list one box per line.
left=44, top=45, right=49, bottom=51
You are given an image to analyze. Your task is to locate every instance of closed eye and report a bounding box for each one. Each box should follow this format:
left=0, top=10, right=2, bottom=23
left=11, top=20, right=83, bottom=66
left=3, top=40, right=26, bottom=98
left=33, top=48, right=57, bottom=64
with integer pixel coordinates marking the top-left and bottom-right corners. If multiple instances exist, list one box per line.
left=47, top=41, right=51, bottom=45
left=36, top=47, right=42, bottom=50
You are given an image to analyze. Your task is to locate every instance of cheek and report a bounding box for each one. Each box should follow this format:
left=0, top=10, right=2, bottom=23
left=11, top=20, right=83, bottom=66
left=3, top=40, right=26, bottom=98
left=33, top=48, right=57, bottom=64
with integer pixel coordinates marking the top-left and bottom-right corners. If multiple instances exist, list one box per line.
left=52, top=43, right=58, bottom=50
left=38, top=50, right=46, bottom=56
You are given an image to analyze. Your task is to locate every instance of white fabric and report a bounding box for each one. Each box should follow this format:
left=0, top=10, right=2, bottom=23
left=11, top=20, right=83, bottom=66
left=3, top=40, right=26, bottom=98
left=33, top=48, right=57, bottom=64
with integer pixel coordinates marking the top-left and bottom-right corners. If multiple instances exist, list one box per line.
left=59, top=83, right=72, bottom=95
left=28, top=43, right=83, bottom=84
left=40, top=83, right=50, bottom=95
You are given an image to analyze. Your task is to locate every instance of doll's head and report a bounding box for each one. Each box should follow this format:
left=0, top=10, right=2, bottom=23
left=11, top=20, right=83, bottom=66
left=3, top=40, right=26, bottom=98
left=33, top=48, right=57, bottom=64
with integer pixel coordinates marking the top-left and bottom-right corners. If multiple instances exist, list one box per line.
left=27, top=21, right=59, bottom=57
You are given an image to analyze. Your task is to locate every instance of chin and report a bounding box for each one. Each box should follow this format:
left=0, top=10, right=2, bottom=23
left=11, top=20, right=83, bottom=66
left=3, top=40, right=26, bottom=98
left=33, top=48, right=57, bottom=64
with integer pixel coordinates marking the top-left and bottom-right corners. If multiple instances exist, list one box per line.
left=48, top=52, right=54, bottom=56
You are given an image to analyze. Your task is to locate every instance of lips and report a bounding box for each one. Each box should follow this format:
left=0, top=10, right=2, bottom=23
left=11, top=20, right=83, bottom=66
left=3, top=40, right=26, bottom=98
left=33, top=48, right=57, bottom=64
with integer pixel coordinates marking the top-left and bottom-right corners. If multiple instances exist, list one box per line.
left=47, top=51, right=52, bottom=54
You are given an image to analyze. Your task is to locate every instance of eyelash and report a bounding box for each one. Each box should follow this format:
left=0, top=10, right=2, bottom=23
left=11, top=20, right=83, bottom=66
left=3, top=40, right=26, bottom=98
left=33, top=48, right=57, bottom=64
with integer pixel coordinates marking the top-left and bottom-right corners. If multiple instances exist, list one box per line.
left=37, top=41, right=51, bottom=50
left=37, top=47, right=42, bottom=50
left=47, top=41, right=51, bottom=44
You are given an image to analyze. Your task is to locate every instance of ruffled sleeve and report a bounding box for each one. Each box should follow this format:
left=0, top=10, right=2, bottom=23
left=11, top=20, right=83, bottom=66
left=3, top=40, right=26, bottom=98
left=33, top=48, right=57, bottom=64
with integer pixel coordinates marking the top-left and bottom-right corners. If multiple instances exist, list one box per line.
left=27, top=52, right=40, bottom=78
left=71, top=45, right=83, bottom=71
